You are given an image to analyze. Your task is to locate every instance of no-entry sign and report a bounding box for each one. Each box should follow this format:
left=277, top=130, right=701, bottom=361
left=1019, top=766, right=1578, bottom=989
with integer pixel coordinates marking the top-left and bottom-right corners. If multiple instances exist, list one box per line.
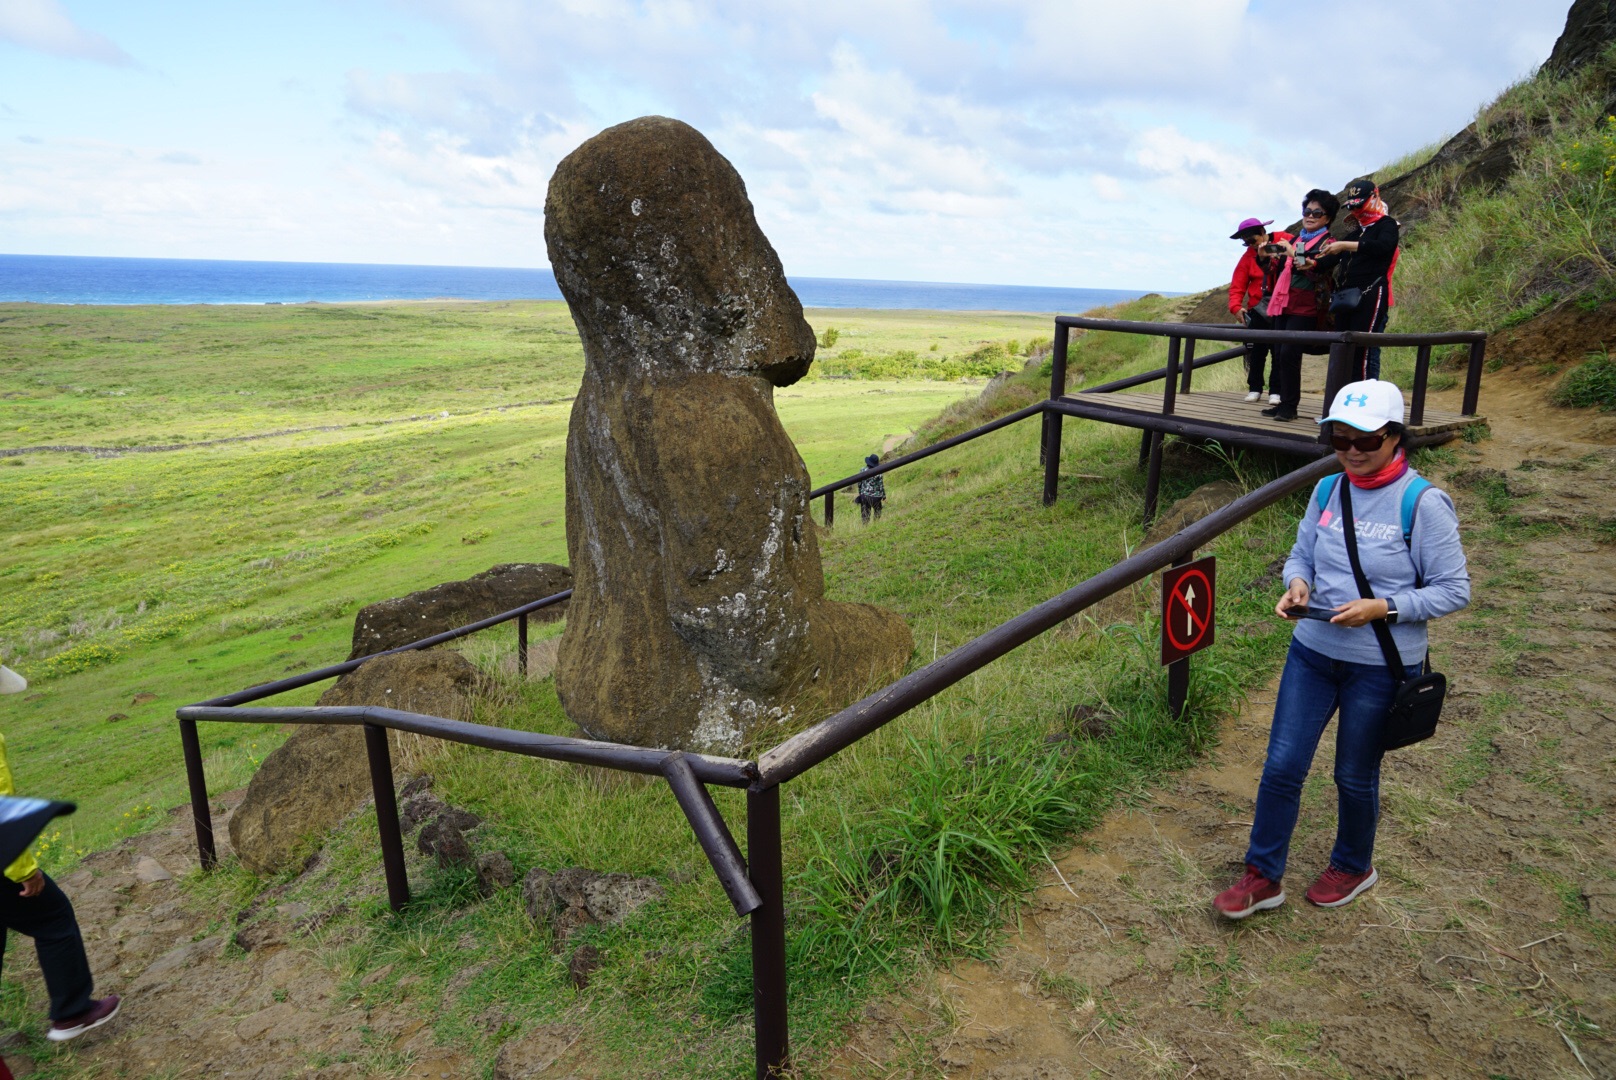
left=1161, top=556, right=1216, bottom=666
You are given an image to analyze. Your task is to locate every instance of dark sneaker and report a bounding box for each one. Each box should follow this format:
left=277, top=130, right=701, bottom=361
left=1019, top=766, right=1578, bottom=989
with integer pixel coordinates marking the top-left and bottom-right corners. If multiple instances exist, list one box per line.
left=1273, top=408, right=1298, bottom=421
left=1260, top=405, right=1281, bottom=417
left=46, top=996, right=121, bottom=1042
left=1305, top=866, right=1377, bottom=908
left=1212, top=865, right=1285, bottom=920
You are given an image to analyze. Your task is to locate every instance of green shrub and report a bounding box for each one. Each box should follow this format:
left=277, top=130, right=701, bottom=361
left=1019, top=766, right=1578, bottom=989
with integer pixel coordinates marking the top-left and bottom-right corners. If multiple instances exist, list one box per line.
left=1551, top=352, right=1616, bottom=410
left=38, top=642, right=121, bottom=679
left=818, top=326, right=840, bottom=349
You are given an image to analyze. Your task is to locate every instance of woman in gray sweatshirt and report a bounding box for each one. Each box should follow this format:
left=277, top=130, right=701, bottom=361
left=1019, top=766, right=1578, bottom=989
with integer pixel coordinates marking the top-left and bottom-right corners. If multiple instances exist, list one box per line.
left=1214, top=380, right=1470, bottom=919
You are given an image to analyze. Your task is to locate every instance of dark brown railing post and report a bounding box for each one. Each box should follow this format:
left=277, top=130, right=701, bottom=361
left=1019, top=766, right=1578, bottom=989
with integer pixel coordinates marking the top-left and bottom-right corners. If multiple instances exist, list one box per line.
left=1179, top=337, right=1197, bottom=394
left=1410, top=344, right=1432, bottom=427
left=517, top=612, right=529, bottom=677
left=1167, top=551, right=1191, bottom=721
left=363, top=723, right=410, bottom=912
left=1161, top=336, right=1181, bottom=416
left=1143, top=432, right=1165, bottom=526
left=748, top=785, right=789, bottom=1080
left=823, top=490, right=834, bottom=529
left=1321, top=341, right=1352, bottom=446
left=179, top=718, right=217, bottom=870
left=1462, top=339, right=1486, bottom=416
left=1042, top=325, right=1069, bottom=506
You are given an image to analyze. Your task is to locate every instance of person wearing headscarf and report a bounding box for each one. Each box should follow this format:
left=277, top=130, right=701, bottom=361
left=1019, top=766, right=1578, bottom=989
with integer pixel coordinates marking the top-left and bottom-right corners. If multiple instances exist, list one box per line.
left=857, top=453, right=886, bottom=524
left=1262, top=189, right=1339, bottom=421
left=1316, top=179, right=1401, bottom=380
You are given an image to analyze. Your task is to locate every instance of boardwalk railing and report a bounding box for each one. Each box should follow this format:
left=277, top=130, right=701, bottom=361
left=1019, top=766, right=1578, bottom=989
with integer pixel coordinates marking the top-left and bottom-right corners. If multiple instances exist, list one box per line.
left=178, top=315, right=1482, bottom=1078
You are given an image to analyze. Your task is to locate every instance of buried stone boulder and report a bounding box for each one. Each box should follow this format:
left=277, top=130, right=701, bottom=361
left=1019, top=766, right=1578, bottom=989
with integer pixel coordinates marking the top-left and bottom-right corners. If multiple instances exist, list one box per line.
left=227, top=649, right=480, bottom=874
left=347, top=563, right=571, bottom=660
left=545, top=116, right=912, bottom=753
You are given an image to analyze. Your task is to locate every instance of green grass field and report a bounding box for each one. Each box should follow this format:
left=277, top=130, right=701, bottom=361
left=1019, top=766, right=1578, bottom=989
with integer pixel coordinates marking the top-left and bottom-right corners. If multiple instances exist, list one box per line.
left=2, top=297, right=1314, bottom=1076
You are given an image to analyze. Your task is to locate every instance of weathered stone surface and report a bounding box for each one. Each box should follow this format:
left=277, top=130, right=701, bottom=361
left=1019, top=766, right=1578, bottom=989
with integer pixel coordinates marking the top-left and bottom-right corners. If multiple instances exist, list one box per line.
left=476, top=852, right=516, bottom=895
left=419, top=820, right=476, bottom=869
left=521, top=865, right=664, bottom=941
left=1144, top=480, right=1244, bottom=544
left=1545, top=0, right=1616, bottom=78
left=317, top=647, right=480, bottom=721
left=545, top=115, right=912, bottom=752
left=228, top=650, right=479, bottom=874
left=346, top=563, right=572, bottom=661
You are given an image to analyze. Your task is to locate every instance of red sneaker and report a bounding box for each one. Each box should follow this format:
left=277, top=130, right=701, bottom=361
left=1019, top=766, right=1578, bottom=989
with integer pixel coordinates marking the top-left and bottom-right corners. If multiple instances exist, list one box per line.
left=1305, top=866, right=1378, bottom=908
left=1212, top=865, right=1285, bottom=920
left=46, top=995, right=121, bottom=1042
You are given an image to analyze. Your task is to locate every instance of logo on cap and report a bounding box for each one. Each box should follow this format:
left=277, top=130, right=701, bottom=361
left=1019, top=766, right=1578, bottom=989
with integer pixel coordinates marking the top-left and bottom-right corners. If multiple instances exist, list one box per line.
left=1345, top=393, right=1368, bottom=407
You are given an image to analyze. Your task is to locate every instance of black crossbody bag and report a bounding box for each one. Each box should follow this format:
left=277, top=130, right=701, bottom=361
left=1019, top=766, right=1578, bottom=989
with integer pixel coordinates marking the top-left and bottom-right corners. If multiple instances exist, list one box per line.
left=1338, top=481, right=1447, bottom=751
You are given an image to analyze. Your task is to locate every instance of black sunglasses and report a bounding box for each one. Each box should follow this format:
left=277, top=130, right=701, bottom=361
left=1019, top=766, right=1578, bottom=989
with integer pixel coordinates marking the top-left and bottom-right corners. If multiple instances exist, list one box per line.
left=1301, top=206, right=1328, bottom=218
left=1331, top=431, right=1388, bottom=452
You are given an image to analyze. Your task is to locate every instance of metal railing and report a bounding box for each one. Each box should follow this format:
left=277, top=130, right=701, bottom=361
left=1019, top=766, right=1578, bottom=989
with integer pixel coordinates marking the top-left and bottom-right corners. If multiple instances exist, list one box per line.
left=1041, top=317, right=1487, bottom=521
left=177, top=314, right=1484, bottom=1078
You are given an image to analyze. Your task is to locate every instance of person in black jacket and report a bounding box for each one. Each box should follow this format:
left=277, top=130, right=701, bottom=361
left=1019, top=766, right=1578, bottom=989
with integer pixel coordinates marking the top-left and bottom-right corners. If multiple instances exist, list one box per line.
left=1316, top=180, right=1399, bottom=380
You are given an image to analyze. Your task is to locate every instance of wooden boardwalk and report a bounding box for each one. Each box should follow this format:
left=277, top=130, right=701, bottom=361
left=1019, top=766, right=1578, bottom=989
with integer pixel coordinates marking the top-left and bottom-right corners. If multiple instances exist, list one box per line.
left=1051, top=389, right=1484, bottom=457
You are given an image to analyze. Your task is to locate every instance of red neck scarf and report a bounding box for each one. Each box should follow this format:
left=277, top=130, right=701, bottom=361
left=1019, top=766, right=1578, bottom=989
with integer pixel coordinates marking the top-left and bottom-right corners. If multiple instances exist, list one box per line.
left=1346, top=448, right=1407, bottom=489
left=1349, top=188, right=1389, bottom=227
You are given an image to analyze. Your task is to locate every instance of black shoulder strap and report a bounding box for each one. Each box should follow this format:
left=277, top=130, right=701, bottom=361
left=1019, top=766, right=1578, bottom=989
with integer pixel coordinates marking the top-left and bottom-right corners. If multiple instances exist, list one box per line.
left=1337, top=480, right=1409, bottom=681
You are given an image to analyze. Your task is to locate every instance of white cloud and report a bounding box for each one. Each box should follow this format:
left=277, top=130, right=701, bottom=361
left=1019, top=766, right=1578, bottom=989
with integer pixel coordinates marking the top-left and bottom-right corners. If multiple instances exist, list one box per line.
left=0, top=0, right=133, bottom=66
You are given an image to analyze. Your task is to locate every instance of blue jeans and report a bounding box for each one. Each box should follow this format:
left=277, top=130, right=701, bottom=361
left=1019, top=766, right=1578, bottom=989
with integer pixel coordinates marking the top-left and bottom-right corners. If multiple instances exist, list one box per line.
left=1245, top=640, right=1397, bottom=881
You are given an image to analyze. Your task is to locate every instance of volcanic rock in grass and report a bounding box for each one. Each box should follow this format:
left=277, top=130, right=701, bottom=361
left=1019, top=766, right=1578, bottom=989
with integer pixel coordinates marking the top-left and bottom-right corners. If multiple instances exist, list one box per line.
left=1544, top=0, right=1616, bottom=78
left=521, top=865, right=664, bottom=941
left=545, top=115, right=912, bottom=752
left=476, top=851, right=516, bottom=895
left=1144, top=479, right=1244, bottom=545
left=346, top=563, right=571, bottom=661
left=228, top=650, right=479, bottom=874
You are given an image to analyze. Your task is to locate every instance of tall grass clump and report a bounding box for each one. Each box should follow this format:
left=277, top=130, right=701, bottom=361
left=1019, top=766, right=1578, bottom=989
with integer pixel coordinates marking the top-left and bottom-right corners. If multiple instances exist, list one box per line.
left=1551, top=349, right=1616, bottom=409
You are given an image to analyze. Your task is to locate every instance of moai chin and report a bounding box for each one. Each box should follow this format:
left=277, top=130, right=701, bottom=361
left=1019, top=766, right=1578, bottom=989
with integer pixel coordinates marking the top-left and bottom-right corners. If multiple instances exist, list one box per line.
left=545, top=116, right=912, bottom=754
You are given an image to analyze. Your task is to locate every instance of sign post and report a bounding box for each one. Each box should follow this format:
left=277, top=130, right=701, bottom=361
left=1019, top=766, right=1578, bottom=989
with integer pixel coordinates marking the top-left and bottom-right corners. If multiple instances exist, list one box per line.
left=1161, top=554, right=1216, bottom=720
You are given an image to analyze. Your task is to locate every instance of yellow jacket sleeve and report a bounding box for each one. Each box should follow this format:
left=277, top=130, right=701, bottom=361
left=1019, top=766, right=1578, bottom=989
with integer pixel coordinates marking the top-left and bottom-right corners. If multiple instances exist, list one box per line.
left=0, top=735, right=41, bottom=884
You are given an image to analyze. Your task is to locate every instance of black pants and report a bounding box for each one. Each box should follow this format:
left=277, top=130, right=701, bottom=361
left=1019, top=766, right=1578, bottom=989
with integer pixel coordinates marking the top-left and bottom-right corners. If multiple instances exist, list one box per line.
left=860, top=497, right=884, bottom=524
left=1241, top=308, right=1274, bottom=393
left=1270, top=313, right=1316, bottom=413
left=0, top=874, right=94, bottom=1020
left=1338, top=283, right=1389, bottom=381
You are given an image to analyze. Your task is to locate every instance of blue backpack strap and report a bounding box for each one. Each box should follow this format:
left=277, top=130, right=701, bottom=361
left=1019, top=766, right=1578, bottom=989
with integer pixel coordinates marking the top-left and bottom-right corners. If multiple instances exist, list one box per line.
left=1400, top=476, right=1432, bottom=547
left=1316, top=473, right=1342, bottom=514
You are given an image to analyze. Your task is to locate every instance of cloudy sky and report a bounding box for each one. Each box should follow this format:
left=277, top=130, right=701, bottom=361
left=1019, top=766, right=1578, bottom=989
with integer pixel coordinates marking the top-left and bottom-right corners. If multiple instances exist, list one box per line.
left=0, top=0, right=1568, bottom=292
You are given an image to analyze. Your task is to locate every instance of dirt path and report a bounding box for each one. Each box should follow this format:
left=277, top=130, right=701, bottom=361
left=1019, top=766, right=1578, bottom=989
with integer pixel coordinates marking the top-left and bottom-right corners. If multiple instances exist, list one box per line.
left=0, top=793, right=473, bottom=1079
left=833, top=365, right=1616, bottom=1079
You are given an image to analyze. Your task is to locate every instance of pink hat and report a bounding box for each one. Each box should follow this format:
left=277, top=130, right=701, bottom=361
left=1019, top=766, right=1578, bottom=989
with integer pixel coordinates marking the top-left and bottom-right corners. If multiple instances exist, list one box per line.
left=1230, top=217, right=1273, bottom=240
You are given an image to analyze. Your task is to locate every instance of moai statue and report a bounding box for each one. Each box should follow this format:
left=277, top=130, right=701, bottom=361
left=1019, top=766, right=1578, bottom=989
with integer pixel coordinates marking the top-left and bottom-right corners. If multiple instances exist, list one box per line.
left=546, top=116, right=912, bottom=753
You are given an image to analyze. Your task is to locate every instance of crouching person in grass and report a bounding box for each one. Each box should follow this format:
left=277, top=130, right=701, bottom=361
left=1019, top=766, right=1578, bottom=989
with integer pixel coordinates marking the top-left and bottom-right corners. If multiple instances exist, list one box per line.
left=1213, top=381, right=1470, bottom=919
left=0, top=667, right=121, bottom=1047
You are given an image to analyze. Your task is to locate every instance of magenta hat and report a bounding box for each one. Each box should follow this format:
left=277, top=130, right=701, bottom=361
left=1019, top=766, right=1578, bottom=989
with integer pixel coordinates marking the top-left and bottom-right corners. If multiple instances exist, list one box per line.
left=1230, top=217, right=1273, bottom=240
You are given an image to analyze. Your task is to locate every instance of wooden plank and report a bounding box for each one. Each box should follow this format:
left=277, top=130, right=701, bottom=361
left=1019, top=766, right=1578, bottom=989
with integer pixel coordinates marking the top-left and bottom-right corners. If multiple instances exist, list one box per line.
left=1090, top=390, right=1482, bottom=438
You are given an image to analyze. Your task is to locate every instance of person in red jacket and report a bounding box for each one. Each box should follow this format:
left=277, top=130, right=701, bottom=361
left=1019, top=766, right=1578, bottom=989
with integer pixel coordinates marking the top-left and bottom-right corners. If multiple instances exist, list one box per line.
left=1229, top=217, right=1294, bottom=404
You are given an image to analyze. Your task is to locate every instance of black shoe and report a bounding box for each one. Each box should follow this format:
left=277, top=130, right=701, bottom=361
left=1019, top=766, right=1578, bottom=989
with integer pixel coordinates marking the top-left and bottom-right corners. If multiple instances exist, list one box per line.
left=1260, top=405, right=1281, bottom=417
left=1273, top=408, right=1298, bottom=421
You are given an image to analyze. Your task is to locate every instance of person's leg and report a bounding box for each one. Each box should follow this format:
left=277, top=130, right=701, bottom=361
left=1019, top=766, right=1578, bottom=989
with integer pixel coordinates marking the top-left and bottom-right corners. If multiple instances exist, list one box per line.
left=860, top=500, right=872, bottom=524
left=0, top=876, right=94, bottom=1021
left=872, top=498, right=883, bottom=520
left=1265, top=320, right=1305, bottom=417
left=1367, top=291, right=1390, bottom=380
left=1327, top=660, right=1399, bottom=874
left=1245, top=641, right=1342, bottom=881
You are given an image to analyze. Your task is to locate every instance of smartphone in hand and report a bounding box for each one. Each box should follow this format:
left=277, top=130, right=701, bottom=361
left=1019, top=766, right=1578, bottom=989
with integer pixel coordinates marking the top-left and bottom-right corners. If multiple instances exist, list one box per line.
left=1283, top=605, right=1339, bottom=622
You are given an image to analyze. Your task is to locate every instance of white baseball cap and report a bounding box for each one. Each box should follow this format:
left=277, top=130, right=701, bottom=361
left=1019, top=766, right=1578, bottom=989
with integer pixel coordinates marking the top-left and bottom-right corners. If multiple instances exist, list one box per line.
left=0, top=665, right=26, bottom=695
left=1317, top=379, right=1406, bottom=431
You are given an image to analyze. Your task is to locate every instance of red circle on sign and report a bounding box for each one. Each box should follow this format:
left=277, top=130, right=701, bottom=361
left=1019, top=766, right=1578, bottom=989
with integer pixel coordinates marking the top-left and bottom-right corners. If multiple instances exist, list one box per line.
left=1165, top=568, right=1212, bottom=651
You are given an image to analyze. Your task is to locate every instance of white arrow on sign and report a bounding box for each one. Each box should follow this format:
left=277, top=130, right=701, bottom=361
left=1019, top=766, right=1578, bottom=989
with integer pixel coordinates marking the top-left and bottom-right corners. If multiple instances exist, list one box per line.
left=1182, top=583, right=1196, bottom=636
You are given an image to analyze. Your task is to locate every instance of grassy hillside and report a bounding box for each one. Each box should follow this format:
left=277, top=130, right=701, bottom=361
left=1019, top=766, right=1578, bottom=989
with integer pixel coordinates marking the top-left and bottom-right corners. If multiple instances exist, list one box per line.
left=1, top=301, right=1061, bottom=861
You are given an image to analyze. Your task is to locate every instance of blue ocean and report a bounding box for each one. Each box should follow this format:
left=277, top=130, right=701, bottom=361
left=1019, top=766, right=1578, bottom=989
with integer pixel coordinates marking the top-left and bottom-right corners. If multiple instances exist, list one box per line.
left=0, top=253, right=1163, bottom=314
